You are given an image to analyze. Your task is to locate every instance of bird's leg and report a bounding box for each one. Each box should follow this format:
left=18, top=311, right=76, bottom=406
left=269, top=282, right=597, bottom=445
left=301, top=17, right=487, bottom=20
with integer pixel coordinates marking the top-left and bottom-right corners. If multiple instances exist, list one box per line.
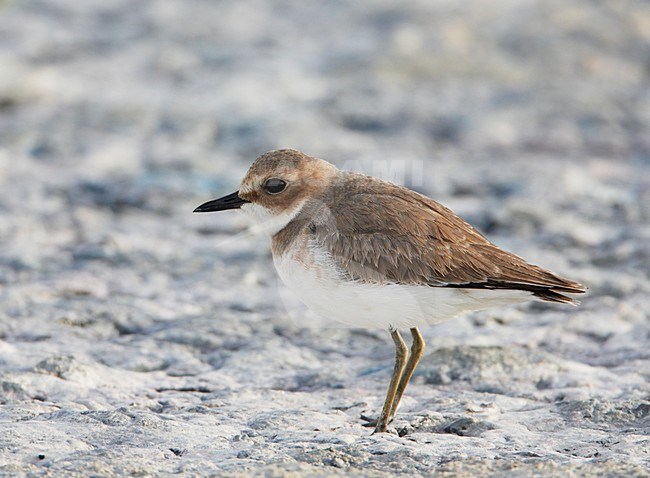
left=387, top=327, right=425, bottom=421
left=373, top=328, right=408, bottom=434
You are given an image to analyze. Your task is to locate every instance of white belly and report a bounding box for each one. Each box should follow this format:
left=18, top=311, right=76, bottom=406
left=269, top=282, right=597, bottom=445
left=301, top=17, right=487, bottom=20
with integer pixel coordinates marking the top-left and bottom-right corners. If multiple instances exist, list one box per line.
left=273, top=246, right=530, bottom=330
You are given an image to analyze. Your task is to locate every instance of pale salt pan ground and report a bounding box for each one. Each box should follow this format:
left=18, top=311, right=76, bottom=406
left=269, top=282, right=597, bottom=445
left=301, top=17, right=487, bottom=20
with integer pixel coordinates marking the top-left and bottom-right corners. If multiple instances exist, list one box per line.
left=0, top=1, right=649, bottom=476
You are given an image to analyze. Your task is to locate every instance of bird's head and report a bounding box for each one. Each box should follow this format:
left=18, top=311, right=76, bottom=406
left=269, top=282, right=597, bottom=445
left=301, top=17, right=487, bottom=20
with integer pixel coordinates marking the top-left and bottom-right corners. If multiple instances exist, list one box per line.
left=194, top=149, right=338, bottom=235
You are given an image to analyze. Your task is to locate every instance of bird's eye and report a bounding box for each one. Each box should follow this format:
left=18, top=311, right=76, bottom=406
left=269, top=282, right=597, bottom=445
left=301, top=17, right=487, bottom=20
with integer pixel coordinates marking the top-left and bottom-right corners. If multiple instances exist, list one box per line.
left=263, top=178, right=287, bottom=194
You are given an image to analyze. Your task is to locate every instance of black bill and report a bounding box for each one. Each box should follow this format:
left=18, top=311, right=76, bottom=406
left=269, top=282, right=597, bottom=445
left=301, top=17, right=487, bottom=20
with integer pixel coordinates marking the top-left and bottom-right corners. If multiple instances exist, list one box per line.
left=193, top=191, right=249, bottom=212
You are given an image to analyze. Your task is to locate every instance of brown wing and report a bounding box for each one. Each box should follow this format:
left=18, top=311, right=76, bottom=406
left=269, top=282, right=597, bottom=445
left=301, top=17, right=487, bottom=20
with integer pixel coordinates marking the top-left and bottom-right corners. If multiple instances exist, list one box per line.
left=311, top=174, right=586, bottom=303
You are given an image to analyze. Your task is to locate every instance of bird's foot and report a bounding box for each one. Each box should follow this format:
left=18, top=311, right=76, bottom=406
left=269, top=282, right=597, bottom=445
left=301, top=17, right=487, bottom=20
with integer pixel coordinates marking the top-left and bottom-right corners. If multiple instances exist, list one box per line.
left=360, top=413, right=392, bottom=433
left=360, top=414, right=378, bottom=427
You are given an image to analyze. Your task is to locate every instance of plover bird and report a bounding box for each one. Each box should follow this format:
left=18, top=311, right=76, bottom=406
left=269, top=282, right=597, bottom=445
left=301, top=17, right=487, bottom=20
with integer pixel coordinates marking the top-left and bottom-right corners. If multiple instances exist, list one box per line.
left=194, top=149, right=586, bottom=433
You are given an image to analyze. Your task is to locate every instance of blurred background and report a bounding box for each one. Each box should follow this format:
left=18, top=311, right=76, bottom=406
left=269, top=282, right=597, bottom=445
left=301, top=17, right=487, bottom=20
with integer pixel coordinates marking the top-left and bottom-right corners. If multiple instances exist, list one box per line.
left=0, top=0, right=649, bottom=475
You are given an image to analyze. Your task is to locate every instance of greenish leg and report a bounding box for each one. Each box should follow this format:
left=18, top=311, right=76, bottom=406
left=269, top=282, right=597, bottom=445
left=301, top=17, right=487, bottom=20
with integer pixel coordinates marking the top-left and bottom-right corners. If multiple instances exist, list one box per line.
left=373, top=328, right=408, bottom=434
left=388, top=327, right=425, bottom=421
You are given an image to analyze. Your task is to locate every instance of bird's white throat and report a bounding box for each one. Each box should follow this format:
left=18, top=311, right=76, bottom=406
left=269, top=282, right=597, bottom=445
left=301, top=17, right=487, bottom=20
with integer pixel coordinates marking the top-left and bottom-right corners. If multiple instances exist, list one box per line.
left=240, top=201, right=306, bottom=236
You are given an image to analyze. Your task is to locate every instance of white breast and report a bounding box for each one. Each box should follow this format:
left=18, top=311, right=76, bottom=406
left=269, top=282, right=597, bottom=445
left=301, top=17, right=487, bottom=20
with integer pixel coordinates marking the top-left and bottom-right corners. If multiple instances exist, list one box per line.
left=273, top=241, right=530, bottom=329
